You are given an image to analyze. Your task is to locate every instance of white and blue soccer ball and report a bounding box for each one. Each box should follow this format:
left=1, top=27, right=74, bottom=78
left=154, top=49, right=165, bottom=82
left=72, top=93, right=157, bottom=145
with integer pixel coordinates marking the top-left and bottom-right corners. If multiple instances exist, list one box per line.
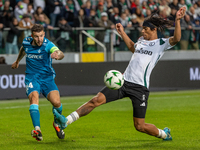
left=104, top=70, right=124, bottom=90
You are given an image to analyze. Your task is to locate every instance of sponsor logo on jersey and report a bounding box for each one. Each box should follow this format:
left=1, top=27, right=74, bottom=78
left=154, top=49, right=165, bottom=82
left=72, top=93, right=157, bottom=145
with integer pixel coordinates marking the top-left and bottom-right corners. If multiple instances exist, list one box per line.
left=26, top=54, right=43, bottom=59
left=135, top=48, right=153, bottom=55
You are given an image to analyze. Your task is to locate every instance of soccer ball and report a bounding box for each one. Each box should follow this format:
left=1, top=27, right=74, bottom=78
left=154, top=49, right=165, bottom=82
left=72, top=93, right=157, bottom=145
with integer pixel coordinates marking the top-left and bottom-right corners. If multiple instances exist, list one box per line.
left=104, top=70, right=124, bottom=90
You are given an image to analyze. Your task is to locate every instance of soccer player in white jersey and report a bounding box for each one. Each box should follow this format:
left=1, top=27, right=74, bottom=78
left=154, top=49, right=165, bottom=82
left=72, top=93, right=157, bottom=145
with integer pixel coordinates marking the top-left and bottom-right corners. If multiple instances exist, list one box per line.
left=54, top=7, right=186, bottom=140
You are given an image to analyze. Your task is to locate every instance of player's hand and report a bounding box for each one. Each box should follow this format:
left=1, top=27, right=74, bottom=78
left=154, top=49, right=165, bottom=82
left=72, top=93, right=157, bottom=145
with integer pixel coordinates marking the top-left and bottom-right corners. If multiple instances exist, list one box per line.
left=11, top=61, right=19, bottom=69
left=176, top=6, right=186, bottom=20
left=51, top=51, right=59, bottom=60
left=116, top=23, right=124, bottom=35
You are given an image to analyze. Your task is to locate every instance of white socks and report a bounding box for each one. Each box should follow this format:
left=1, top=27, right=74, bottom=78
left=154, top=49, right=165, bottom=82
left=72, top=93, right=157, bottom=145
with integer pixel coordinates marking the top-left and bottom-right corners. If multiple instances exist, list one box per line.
left=157, top=129, right=167, bottom=139
left=66, top=111, right=79, bottom=125
left=35, top=126, right=41, bottom=131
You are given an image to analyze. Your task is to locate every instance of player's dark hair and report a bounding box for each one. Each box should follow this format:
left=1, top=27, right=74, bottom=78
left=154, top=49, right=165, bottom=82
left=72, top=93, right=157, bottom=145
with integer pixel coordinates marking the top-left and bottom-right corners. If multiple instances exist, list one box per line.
left=143, top=13, right=174, bottom=32
left=31, top=24, right=44, bottom=33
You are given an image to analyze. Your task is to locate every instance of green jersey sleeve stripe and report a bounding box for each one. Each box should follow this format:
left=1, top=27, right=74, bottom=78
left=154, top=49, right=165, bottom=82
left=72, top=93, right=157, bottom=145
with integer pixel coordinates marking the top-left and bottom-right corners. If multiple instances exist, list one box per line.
left=50, top=47, right=59, bottom=53
left=144, top=63, right=150, bottom=88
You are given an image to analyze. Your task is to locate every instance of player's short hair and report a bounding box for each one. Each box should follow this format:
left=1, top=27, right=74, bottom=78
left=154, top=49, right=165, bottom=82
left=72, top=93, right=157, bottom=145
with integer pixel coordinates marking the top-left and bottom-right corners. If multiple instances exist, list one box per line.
left=31, top=24, right=44, bottom=33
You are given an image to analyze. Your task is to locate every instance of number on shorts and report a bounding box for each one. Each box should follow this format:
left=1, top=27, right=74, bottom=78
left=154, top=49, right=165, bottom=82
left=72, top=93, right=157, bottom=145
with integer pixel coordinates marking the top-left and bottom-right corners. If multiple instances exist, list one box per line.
left=29, top=82, right=33, bottom=88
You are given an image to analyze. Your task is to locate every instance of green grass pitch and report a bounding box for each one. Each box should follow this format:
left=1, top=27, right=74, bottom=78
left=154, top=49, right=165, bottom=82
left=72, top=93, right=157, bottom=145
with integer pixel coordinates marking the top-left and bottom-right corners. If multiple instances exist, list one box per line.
left=0, top=90, right=200, bottom=150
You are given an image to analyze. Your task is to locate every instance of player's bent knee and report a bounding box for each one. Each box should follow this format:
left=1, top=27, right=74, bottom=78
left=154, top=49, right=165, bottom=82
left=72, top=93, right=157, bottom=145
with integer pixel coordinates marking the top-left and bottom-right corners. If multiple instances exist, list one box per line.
left=52, top=100, right=61, bottom=108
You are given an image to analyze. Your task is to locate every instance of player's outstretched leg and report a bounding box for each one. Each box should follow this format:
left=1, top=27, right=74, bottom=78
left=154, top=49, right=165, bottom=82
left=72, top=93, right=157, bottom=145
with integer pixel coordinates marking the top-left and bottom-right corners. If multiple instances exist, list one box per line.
left=54, top=92, right=106, bottom=129
left=163, top=127, right=172, bottom=141
left=134, top=118, right=172, bottom=141
left=53, top=105, right=66, bottom=139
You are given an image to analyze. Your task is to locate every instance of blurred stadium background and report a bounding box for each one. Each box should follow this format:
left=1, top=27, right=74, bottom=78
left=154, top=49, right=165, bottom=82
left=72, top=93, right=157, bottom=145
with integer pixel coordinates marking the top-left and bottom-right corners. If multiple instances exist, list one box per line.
left=0, top=50, right=200, bottom=99
left=0, top=1, right=200, bottom=149
left=0, top=0, right=199, bottom=100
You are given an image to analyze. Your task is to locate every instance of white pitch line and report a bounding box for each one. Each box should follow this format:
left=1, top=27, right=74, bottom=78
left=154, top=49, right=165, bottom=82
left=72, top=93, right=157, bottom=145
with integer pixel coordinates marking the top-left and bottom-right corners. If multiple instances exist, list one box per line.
left=0, top=102, right=85, bottom=110
left=0, top=95, right=199, bottom=110
left=149, top=95, right=200, bottom=100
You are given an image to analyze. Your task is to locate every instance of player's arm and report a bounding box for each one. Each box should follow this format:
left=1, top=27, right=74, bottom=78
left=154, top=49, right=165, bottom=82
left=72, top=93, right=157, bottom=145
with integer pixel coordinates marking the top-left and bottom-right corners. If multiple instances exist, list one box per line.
left=48, top=42, right=64, bottom=60
left=116, top=23, right=135, bottom=53
left=51, top=50, right=64, bottom=60
left=169, top=7, right=186, bottom=46
left=11, top=46, right=26, bottom=69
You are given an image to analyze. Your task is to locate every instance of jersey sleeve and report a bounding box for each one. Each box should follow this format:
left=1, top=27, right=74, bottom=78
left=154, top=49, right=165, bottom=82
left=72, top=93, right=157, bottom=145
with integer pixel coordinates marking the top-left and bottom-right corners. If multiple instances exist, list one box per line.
left=45, top=41, right=59, bottom=53
left=162, top=38, right=174, bottom=51
left=22, top=37, right=31, bottom=49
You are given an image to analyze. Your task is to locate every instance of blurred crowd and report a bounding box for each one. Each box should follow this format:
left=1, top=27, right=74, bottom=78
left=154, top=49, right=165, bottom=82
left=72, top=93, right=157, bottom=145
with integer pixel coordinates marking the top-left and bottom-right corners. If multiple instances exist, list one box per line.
left=0, top=0, right=200, bottom=53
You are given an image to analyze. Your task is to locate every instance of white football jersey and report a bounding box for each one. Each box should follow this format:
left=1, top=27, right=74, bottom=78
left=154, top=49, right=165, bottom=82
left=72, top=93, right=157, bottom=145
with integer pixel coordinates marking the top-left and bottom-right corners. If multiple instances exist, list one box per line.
left=123, top=36, right=174, bottom=89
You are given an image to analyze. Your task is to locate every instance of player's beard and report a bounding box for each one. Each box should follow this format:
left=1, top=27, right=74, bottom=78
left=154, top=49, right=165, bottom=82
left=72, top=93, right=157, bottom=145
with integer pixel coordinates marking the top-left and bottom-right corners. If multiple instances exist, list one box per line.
left=37, top=41, right=42, bottom=46
left=34, top=40, right=43, bottom=46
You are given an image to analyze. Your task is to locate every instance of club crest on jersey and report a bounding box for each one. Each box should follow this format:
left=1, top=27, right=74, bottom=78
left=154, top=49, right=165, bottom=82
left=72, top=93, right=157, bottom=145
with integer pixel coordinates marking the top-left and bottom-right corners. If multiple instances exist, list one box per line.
left=25, top=48, right=28, bottom=52
left=38, top=49, right=41, bottom=53
left=149, top=42, right=155, bottom=46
